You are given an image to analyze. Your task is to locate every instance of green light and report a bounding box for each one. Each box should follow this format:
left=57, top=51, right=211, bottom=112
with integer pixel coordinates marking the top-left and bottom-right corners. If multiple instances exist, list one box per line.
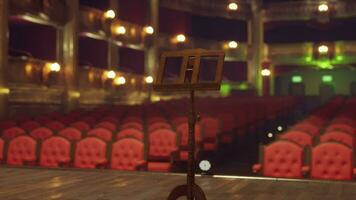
left=322, top=75, right=333, bottom=83
left=305, top=56, right=312, bottom=62
left=238, top=83, right=248, bottom=90
left=220, top=83, right=231, bottom=96
left=291, top=75, right=302, bottom=83
left=336, top=55, right=344, bottom=61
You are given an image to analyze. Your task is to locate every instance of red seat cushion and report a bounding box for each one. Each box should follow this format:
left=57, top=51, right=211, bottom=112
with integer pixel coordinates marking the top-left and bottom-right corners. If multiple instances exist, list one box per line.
left=280, top=130, right=313, bottom=147
left=147, top=162, right=171, bottom=172
left=120, top=122, right=143, bottom=131
left=110, top=138, right=145, bottom=170
left=0, top=138, right=4, bottom=161
left=40, top=136, right=71, bottom=167
left=58, top=127, right=82, bottom=141
left=87, top=128, right=112, bottom=142
left=46, top=121, right=65, bottom=132
left=116, top=129, right=144, bottom=141
left=2, top=127, right=26, bottom=140
left=30, top=127, right=53, bottom=140
left=71, top=121, right=90, bottom=132
left=7, top=136, right=37, bottom=166
left=95, top=121, right=116, bottom=132
left=148, top=122, right=172, bottom=133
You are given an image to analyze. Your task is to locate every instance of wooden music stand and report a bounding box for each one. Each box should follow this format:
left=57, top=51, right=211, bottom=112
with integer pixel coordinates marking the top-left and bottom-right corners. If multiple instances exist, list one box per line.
left=153, top=49, right=225, bottom=200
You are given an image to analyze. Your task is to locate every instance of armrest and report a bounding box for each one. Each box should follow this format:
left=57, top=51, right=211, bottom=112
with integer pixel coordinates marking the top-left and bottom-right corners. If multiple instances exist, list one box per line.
left=252, top=164, right=262, bottom=173
left=135, top=160, right=147, bottom=171
left=301, top=166, right=310, bottom=175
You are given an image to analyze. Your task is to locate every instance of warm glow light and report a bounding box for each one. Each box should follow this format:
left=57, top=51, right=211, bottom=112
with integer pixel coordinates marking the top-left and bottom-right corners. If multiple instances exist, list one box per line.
left=145, top=76, right=154, bottom=84
left=228, top=2, right=239, bottom=11
left=277, top=126, right=283, bottom=131
left=50, top=62, right=61, bottom=72
left=104, top=9, right=116, bottom=19
left=267, top=132, right=273, bottom=138
left=106, top=70, right=116, bottom=79
left=115, top=26, right=126, bottom=35
left=318, top=3, right=329, bottom=12
left=176, top=34, right=186, bottom=43
left=261, top=69, right=271, bottom=77
left=318, top=45, right=329, bottom=54
left=114, top=76, right=126, bottom=85
left=144, top=26, right=154, bottom=34
left=228, top=41, right=238, bottom=49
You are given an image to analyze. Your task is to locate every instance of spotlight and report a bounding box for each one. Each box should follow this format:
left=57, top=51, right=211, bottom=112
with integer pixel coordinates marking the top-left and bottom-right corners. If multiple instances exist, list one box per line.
left=49, top=62, right=61, bottom=72
left=228, top=2, right=239, bottom=11
left=106, top=70, right=116, bottom=79
left=114, top=76, right=126, bottom=85
left=261, top=69, right=271, bottom=77
left=104, top=10, right=115, bottom=19
left=318, top=3, right=329, bottom=12
left=115, top=26, right=126, bottom=35
left=176, top=34, right=186, bottom=43
left=144, top=26, right=154, bottom=34
left=228, top=41, right=238, bottom=49
left=267, top=132, right=273, bottom=138
left=145, top=76, right=154, bottom=84
left=277, top=126, right=283, bottom=132
left=199, top=160, right=212, bottom=175
left=318, top=45, right=328, bottom=54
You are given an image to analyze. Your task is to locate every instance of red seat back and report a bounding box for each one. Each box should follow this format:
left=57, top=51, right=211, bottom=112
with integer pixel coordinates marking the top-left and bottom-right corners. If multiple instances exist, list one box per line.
left=263, top=140, right=304, bottom=178
left=280, top=130, right=313, bottom=147
left=40, top=136, right=71, bottom=167
left=116, top=128, right=144, bottom=141
left=59, top=127, right=82, bottom=141
left=46, top=121, right=65, bottom=132
left=20, top=121, right=41, bottom=132
left=30, top=127, right=53, bottom=140
left=293, top=123, right=319, bottom=136
left=71, top=121, right=90, bottom=132
left=95, top=121, right=116, bottom=132
left=200, top=117, right=220, bottom=140
left=7, top=136, right=37, bottom=166
left=120, top=122, right=143, bottom=131
left=176, top=123, right=201, bottom=147
left=149, top=129, right=177, bottom=160
left=74, top=137, right=107, bottom=168
left=2, top=127, right=26, bottom=140
left=320, top=131, right=355, bottom=148
left=0, top=120, right=16, bottom=130
left=326, top=124, right=354, bottom=135
left=110, top=138, right=145, bottom=170
left=87, top=128, right=112, bottom=142
left=148, top=122, right=172, bottom=133
left=311, top=142, right=353, bottom=180
left=0, top=138, right=4, bottom=161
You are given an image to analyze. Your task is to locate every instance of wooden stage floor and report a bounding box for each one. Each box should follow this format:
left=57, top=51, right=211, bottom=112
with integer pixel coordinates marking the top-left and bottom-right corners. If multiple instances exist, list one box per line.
left=0, top=167, right=355, bottom=200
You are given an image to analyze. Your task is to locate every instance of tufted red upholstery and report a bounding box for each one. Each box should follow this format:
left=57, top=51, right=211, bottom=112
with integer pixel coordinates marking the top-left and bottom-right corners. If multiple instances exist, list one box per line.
left=74, top=137, right=107, bottom=169
left=46, top=121, right=65, bottom=132
left=326, top=124, right=355, bottom=135
left=40, top=136, right=71, bottom=167
left=59, top=127, right=82, bottom=141
left=0, top=120, right=16, bottom=130
left=95, top=121, right=116, bottom=132
left=87, top=128, right=112, bottom=142
left=110, top=138, right=145, bottom=170
left=30, top=127, right=53, bottom=140
left=2, top=127, right=26, bottom=140
left=6, top=135, right=37, bottom=166
left=262, top=140, right=304, bottom=178
left=149, top=129, right=177, bottom=159
left=311, top=142, right=354, bottom=180
left=320, top=131, right=355, bottom=148
left=293, top=123, right=319, bottom=136
left=172, top=116, right=188, bottom=127
left=116, top=129, right=144, bottom=141
left=148, top=122, right=172, bottom=133
left=176, top=123, right=201, bottom=147
left=20, top=121, right=41, bottom=132
left=0, top=138, right=4, bottom=161
left=120, top=122, right=143, bottom=131
left=71, top=121, right=90, bottom=132
left=280, top=130, right=313, bottom=147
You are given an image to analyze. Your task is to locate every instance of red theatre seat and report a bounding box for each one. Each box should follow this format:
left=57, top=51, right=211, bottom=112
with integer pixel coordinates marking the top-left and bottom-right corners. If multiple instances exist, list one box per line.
left=148, top=122, right=172, bottom=133
left=87, top=128, right=112, bottom=142
left=308, top=142, right=356, bottom=180
left=58, top=127, right=82, bottom=141
left=253, top=140, right=305, bottom=178
left=46, top=121, right=65, bottom=132
left=200, top=117, right=220, bottom=151
left=71, top=121, right=90, bottom=132
left=30, top=127, right=53, bottom=140
left=326, top=124, right=355, bottom=135
left=20, top=120, right=41, bottom=132
left=292, top=123, right=320, bottom=136
left=2, top=127, right=26, bottom=140
left=116, top=128, right=144, bottom=141
left=40, top=136, right=71, bottom=167
left=95, top=121, right=117, bottom=132
left=120, top=122, right=143, bottom=131
left=74, top=137, right=107, bottom=169
left=320, top=131, right=355, bottom=148
left=0, top=138, right=4, bottom=162
left=147, top=129, right=178, bottom=172
left=6, top=135, right=37, bottom=166
left=280, top=130, right=313, bottom=147
left=110, top=138, right=145, bottom=170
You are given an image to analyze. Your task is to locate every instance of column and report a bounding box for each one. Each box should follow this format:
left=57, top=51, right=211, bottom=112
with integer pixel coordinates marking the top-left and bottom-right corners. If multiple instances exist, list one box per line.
left=0, top=0, right=9, bottom=118
left=247, top=0, right=264, bottom=96
left=57, top=0, right=80, bottom=112
left=145, top=0, right=159, bottom=76
left=108, top=0, right=119, bottom=69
